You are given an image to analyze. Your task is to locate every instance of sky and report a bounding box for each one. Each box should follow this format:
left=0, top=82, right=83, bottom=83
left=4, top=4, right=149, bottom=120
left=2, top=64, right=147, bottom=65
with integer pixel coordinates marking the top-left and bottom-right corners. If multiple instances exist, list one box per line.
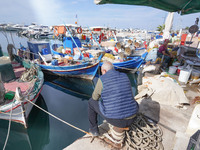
left=0, top=0, right=200, bottom=31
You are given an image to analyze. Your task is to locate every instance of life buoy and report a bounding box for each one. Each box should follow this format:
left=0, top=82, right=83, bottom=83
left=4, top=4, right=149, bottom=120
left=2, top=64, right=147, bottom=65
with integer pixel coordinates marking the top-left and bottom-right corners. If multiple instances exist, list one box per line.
left=54, top=28, right=59, bottom=36
left=77, top=27, right=82, bottom=34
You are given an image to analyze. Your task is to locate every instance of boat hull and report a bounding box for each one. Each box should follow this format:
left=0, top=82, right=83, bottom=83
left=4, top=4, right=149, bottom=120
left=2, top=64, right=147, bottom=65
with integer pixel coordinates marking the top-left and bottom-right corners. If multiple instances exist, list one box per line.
left=100, top=52, right=148, bottom=70
left=39, top=60, right=100, bottom=80
left=0, top=87, right=43, bottom=126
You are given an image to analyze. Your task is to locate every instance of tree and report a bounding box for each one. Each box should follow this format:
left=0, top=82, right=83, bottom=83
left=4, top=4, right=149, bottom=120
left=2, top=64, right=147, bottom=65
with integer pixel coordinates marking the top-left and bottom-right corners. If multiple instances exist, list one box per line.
left=156, top=24, right=165, bottom=32
left=185, top=26, right=189, bottom=30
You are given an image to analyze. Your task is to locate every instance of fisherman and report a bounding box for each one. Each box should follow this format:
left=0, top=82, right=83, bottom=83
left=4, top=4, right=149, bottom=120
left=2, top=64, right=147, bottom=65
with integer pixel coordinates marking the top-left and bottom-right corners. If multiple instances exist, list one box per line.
left=157, top=39, right=174, bottom=69
left=88, top=61, right=138, bottom=148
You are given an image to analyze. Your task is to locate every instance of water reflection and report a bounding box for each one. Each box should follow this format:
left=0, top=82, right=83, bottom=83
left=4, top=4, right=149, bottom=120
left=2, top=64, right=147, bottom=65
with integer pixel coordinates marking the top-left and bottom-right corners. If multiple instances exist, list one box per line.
left=0, top=95, right=49, bottom=150
left=44, top=74, right=95, bottom=101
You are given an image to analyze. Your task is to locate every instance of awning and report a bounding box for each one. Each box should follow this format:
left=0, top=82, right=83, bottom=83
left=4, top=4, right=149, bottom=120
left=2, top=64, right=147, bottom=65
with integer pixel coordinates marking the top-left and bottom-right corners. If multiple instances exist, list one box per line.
left=94, top=0, right=200, bottom=15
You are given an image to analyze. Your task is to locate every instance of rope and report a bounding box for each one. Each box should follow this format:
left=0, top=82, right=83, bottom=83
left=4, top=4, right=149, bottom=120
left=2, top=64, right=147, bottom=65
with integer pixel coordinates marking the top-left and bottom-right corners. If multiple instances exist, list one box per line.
left=3, top=102, right=13, bottom=150
left=125, top=113, right=163, bottom=150
left=24, top=98, right=91, bottom=135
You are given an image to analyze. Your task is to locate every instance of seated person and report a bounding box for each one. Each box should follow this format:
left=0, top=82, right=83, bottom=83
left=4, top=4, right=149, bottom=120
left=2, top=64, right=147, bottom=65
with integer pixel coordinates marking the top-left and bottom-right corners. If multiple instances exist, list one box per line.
left=88, top=61, right=138, bottom=148
left=157, top=39, right=174, bottom=68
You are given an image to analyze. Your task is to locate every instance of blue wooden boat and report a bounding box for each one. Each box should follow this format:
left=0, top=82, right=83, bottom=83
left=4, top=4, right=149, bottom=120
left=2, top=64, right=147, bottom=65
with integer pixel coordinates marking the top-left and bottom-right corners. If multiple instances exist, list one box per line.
left=50, top=37, right=148, bottom=71
left=19, top=41, right=102, bottom=80
left=39, top=59, right=101, bottom=80
left=100, top=52, right=148, bottom=70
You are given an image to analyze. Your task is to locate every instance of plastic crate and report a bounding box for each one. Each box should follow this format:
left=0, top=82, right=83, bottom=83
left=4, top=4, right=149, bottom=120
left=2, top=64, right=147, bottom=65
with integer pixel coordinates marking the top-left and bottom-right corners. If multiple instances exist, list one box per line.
left=187, top=130, right=200, bottom=150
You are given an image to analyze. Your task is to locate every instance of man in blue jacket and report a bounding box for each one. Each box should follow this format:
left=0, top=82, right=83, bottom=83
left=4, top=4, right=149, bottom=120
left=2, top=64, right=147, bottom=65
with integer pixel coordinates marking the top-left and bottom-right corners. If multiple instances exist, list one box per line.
left=88, top=61, right=139, bottom=145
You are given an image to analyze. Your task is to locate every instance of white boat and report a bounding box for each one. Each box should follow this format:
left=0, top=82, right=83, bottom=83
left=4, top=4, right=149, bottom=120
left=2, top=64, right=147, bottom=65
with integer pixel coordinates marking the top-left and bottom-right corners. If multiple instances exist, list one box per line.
left=0, top=56, right=44, bottom=128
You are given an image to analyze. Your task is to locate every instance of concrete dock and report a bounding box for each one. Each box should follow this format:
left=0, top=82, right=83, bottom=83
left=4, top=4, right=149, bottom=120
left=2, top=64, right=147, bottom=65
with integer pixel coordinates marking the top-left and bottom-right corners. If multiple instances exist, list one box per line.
left=64, top=73, right=200, bottom=150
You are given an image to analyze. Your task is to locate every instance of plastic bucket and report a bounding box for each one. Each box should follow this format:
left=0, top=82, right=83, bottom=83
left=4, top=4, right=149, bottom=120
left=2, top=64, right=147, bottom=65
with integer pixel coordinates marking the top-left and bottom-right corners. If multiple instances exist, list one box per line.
left=178, top=69, right=191, bottom=84
left=168, top=66, right=177, bottom=74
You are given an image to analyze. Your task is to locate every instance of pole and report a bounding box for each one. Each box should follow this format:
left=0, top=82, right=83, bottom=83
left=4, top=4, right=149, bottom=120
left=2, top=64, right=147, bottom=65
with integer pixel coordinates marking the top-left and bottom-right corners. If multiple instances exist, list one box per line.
left=64, top=25, right=84, bottom=58
left=88, top=27, right=103, bottom=50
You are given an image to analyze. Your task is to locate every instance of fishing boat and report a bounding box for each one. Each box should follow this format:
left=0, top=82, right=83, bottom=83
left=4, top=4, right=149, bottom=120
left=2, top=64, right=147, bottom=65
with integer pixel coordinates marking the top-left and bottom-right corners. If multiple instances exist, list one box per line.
left=0, top=95, right=49, bottom=150
left=0, top=55, right=44, bottom=128
left=50, top=29, right=147, bottom=71
left=99, top=51, right=148, bottom=71
left=18, top=40, right=103, bottom=80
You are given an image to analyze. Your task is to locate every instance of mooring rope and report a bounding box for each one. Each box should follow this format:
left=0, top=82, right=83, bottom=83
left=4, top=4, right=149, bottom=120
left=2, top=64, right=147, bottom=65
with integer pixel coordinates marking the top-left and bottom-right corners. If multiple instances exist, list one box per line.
left=3, top=102, right=13, bottom=150
left=24, top=98, right=91, bottom=135
left=12, top=91, right=163, bottom=150
left=24, top=98, right=163, bottom=149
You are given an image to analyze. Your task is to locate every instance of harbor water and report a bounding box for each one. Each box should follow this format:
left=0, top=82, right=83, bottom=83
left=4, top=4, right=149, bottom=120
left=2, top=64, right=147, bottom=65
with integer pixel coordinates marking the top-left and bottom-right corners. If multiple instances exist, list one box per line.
left=0, top=32, right=138, bottom=150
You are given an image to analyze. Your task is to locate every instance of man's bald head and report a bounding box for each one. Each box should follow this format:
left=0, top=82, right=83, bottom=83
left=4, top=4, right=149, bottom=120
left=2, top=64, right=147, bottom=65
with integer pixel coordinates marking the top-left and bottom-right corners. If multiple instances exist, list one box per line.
left=101, top=61, right=114, bottom=75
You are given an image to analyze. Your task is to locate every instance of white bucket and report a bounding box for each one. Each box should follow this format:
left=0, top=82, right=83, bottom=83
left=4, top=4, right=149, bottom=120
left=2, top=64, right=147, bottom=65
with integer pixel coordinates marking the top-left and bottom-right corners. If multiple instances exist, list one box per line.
left=178, top=69, right=191, bottom=84
left=168, top=66, right=177, bottom=74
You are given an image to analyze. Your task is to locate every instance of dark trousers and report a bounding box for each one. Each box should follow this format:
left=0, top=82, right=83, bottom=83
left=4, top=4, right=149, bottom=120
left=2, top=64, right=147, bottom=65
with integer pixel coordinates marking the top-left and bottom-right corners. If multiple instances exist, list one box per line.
left=157, top=52, right=171, bottom=64
left=88, top=98, right=135, bottom=132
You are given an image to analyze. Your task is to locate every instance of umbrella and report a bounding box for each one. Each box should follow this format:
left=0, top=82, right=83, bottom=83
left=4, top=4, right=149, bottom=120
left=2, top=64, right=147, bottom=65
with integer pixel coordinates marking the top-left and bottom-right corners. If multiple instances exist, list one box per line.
left=94, top=0, right=200, bottom=15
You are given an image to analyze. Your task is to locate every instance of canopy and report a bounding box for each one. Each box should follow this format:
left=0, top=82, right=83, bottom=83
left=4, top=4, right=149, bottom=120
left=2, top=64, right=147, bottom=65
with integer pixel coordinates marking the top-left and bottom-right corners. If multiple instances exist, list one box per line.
left=94, top=0, right=200, bottom=15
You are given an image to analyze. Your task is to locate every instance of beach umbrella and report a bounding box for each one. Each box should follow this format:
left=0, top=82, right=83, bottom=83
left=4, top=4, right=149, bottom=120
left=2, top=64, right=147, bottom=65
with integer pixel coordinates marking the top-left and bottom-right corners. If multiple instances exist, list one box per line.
left=94, top=0, right=200, bottom=15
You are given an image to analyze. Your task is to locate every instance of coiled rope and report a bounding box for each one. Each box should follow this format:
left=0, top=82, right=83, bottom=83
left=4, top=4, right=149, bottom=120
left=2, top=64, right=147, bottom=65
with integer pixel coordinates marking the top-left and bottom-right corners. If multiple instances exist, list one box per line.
left=125, top=113, right=163, bottom=150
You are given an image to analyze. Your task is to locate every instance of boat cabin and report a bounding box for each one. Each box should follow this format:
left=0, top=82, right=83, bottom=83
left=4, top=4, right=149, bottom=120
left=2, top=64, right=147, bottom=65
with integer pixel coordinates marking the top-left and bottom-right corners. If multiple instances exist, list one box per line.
left=27, top=41, right=51, bottom=59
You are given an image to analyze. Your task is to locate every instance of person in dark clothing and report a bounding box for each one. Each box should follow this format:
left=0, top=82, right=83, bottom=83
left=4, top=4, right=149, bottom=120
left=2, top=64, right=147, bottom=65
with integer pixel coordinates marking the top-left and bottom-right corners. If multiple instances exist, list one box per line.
left=157, top=39, right=174, bottom=68
left=88, top=61, right=138, bottom=147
